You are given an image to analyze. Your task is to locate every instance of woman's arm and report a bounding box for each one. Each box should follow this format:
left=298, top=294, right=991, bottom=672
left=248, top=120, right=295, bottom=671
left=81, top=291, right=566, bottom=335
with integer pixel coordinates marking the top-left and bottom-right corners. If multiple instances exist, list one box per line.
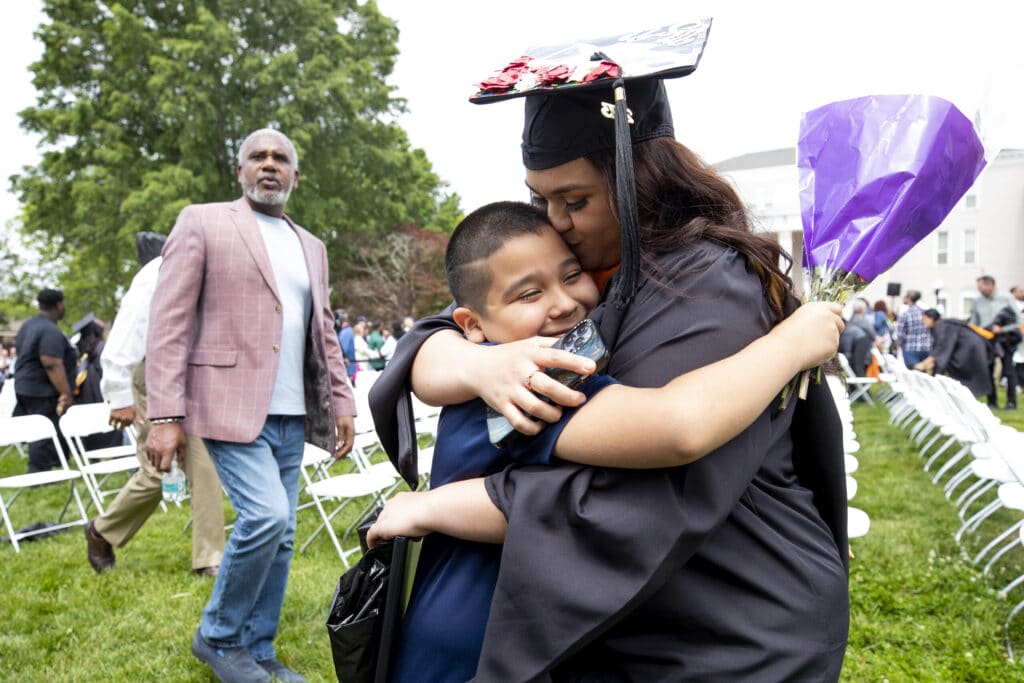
left=368, top=302, right=845, bottom=549
left=553, top=301, right=844, bottom=467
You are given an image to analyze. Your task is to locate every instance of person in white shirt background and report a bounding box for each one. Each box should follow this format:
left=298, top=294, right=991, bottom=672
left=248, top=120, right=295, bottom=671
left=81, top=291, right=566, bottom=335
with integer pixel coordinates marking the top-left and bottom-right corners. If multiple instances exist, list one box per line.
left=83, top=231, right=225, bottom=577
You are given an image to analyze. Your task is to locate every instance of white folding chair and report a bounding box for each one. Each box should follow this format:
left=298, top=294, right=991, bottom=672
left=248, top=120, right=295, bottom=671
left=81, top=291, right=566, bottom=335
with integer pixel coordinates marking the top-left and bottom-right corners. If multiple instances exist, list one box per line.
left=351, top=381, right=377, bottom=436
left=58, top=403, right=140, bottom=514
left=298, top=433, right=400, bottom=566
left=836, top=352, right=879, bottom=405
left=1002, top=524, right=1024, bottom=661
left=0, top=380, right=28, bottom=460
left=0, top=414, right=89, bottom=552
left=0, top=379, right=17, bottom=418
left=848, top=506, right=871, bottom=539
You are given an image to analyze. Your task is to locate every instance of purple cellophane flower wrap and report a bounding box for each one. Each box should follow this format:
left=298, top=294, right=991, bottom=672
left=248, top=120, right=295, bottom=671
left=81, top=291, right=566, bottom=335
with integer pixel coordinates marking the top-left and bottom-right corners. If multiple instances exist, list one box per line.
left=799, top=95, right=987, bottom=288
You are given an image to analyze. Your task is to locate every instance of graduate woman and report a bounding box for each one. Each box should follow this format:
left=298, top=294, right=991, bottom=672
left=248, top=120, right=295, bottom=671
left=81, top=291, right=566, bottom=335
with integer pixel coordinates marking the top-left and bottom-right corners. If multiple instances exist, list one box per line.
left=371, top=22, right=849, bottom=682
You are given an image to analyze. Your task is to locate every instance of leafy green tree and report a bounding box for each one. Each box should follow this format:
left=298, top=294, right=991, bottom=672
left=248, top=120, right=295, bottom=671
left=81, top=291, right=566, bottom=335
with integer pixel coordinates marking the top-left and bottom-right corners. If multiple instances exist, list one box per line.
left=11, top=0, right=456, bottom=323
left=0, top=223, right=65, bottom=331
left=333, top=224, right=450, bottom=323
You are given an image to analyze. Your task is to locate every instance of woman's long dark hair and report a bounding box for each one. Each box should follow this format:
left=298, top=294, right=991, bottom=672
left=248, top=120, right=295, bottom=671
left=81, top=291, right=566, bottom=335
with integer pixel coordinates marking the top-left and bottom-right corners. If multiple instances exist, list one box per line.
left=589, top=138, right=797, bottom=320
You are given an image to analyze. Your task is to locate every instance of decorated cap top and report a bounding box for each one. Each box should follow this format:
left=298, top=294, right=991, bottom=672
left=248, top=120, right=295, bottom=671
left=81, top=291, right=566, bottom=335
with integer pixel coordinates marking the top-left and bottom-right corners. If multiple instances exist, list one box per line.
left=468, top=20, right=712, bottom=310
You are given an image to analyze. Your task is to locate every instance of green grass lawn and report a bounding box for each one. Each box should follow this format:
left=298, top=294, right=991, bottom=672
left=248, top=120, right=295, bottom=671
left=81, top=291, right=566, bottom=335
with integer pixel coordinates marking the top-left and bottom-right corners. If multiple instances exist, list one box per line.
left=2, top=390, right=1024, bottom=681
left=843, top=387, right=1024, bottom=682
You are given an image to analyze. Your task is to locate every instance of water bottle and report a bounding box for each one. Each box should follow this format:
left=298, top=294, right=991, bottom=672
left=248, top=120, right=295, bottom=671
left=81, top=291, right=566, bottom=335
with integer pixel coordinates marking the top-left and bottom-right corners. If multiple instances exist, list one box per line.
left=162, top=459, right=187, bottom=504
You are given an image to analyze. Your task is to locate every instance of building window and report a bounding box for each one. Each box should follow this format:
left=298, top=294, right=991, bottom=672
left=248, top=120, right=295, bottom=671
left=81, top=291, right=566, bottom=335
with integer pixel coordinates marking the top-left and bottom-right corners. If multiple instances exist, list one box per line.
left=963, top=228, right=977, bottom=265
left=962, top=295, right=975, bottom=318
left=964, top=193, right=977, bottom=209
left=936, top=230, right=949, bottom=266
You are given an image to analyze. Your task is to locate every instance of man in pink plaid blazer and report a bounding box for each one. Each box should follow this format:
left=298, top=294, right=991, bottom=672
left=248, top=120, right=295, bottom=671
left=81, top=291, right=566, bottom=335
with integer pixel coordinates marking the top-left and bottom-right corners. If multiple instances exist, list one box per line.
left=145, top=128, right=355, bottom=683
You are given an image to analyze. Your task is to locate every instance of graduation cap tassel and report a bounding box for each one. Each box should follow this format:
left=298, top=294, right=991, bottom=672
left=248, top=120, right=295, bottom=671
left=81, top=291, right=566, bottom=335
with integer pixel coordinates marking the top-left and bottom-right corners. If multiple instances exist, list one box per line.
left=611, top=79, right=640, bottom=310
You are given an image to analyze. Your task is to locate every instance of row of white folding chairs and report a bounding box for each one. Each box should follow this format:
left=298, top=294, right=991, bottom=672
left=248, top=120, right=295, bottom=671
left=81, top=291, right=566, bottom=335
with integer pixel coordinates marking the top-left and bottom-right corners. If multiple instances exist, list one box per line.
left=836, top=351, right=882, bottom=406
left=0, top=396, right=140, bottom=516
left=0, top=414, right=90, bottom=552
left=57, top=403, right=140, bottom=515
left=879, top=355, right=1024, bottom=657
left=0, top=380, right=28, bottom=459
left=297, top=388, right=440, bottom=567
left=0, top=379, right=17, bottom=418
left=824, top=373, right=870, bottom=540
left=1, top=400, right=141, bottom=553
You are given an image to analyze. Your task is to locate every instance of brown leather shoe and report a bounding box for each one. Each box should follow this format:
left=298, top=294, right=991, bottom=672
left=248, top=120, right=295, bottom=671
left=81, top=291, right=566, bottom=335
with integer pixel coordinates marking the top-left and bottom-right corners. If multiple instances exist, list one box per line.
left=193, top=565, right=218, bottom=577
left=84, top=519, right=115, bottom=573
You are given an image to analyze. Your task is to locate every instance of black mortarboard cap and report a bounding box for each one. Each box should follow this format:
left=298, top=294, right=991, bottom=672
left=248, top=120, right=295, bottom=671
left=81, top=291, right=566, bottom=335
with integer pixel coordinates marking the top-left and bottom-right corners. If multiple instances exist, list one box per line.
left=470, top=20, right=712, bottom=309
left=136, top=231, right=168, bottom=267
left=519, top=78, right=674, bottom=171
left=72, top=312, right=99, bottom=335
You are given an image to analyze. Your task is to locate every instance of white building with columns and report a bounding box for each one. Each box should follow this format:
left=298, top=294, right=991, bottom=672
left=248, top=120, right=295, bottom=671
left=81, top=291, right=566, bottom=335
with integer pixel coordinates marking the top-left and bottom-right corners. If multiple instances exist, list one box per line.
left=715, top=148, right=1024, bottom=318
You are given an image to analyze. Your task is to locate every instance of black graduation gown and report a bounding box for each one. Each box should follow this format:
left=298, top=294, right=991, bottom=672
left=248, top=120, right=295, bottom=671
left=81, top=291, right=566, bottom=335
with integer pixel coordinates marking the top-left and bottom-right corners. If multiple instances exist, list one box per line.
left=931, top=319, right=993, bottom=398
left=369, top=241, right=849, bottom=682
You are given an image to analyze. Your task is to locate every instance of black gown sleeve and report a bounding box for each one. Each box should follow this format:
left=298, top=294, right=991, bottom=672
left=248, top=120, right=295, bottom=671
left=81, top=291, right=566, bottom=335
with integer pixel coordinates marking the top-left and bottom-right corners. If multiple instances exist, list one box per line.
left=368, top=303, right=458, bottom=488
left=930, top=321, right=956, bottom=374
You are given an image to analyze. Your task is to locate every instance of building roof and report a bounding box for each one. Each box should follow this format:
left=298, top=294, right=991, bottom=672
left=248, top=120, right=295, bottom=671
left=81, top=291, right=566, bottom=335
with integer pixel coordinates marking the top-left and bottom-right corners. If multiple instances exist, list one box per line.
left=714, top=146, right=1024, bottom=172
left=713, top=148, right=795, bottom=172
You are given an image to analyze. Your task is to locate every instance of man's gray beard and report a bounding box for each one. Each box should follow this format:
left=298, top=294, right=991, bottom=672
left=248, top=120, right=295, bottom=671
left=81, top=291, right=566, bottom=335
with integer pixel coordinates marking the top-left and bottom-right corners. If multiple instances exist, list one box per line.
left=242, top=180, right=292, bottom=208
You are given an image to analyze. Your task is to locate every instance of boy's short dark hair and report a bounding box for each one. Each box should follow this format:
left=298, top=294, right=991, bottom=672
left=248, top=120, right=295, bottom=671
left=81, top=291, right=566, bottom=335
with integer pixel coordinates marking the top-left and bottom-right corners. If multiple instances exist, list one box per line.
left=923, top=308, right=941, bottom=321
left=446, top=201, right=553, bottom=312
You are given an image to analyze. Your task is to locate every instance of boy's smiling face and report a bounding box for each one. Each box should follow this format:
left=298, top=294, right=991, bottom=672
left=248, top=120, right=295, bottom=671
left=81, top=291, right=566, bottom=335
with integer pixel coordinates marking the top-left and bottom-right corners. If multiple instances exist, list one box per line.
left=454, top=225, right=600, bottom=344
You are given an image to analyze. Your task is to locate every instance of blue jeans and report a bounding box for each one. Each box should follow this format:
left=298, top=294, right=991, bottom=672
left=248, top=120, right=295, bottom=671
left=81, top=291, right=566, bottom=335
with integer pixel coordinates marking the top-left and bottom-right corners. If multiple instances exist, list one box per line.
left=902, top=350, right=929, bottom=369
left=200, top=415, right=305, bottom=661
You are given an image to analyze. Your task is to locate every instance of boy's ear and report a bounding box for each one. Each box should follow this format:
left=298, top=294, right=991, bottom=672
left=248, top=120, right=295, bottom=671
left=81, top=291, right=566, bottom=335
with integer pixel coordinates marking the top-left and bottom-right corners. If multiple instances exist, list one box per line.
left=453, top=306, right=488, bottom=343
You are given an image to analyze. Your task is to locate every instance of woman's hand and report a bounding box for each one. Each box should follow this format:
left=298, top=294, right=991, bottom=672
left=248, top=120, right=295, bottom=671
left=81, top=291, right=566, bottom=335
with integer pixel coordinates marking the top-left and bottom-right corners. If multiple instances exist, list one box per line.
left=411, top=329, right=598, bottom=434
left=776, top=302, right=845, bottom=370
left=474, top=338, right=599, bottom=434
left=452, top=337, right=598, bottom=435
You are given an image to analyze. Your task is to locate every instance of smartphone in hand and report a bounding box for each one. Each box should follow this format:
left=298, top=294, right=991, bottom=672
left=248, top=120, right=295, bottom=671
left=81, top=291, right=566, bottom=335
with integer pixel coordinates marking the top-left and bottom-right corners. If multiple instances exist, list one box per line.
left=486, top=318, right=609, bottom=448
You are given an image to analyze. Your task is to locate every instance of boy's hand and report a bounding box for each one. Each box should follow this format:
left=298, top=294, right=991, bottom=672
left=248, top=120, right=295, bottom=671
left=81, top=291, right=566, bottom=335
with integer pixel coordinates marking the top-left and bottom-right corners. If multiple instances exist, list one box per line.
left=778, top=302, right=845, bottom=370
left=366, top=492, right=431, bottom=548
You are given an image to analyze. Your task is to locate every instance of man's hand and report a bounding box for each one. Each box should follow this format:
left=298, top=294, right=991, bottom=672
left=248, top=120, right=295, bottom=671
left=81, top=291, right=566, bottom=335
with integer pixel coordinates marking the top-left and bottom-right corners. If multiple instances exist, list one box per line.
left=145, top=422, right=187, bottom=472
left=56, top=393, right=73, bottom=416
left=109, top=406, right=137, bottom=431
left=333, top=415, right=356, bottom=460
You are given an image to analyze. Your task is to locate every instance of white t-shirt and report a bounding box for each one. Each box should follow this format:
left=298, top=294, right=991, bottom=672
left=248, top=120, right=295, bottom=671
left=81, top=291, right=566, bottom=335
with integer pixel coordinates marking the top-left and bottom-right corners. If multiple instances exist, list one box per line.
left=254, top=212, right=311, bottom=415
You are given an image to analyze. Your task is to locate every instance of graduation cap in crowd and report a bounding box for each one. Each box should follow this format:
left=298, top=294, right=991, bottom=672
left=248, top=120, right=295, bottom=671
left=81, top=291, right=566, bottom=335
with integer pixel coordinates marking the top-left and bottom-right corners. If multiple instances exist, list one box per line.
left=136, top=231, right=167, bottom=267
left=470, top=19, right=712, bottom=308
left=71, top=312, right=102, bottom=337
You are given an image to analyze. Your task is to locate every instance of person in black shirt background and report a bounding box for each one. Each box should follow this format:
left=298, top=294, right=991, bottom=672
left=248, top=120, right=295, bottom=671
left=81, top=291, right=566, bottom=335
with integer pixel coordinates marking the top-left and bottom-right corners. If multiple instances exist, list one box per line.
left=13, top=288, right=77, bottom=472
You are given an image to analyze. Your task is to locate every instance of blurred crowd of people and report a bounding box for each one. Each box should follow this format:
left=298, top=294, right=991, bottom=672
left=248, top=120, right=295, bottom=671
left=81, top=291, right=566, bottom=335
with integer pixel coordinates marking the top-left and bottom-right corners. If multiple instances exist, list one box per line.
left=838, top=275, right=1024, bottom=410
left=3, top=289, right=120, bottom=471
left=3, top=289, right=415, bottom=469
left=332, top=309, right=414, bottom=387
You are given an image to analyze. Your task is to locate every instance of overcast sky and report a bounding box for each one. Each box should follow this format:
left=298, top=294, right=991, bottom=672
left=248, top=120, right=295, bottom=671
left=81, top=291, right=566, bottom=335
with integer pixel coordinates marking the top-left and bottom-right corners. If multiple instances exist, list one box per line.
left=4, top=1, right=1023, bottom=231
